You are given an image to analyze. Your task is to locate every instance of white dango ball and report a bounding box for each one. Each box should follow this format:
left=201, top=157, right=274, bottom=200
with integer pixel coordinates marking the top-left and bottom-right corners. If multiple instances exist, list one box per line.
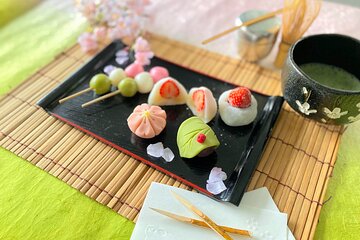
left=109, top=68, right=126, bottom=87
left=135, top=72, right=154, bottom=93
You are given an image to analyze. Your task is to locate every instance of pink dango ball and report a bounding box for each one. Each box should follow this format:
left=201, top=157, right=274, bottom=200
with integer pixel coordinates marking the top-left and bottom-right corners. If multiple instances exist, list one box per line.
left=149, top=66, right=169, bottom=83
left=125, top=63, right=144, bottom=78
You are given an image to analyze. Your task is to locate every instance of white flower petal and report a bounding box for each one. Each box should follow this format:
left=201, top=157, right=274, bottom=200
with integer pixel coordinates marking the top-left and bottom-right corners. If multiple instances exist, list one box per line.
left=303, top=102, right=310, bottom=110
left=323, top=107, right=331, bottom=114
left=348, top=114, right=360, bottom=122
left=147, top=142, right=164, bottom=158
left=162, top=148, right=174, bottom=162
left=207, top=167, right=227, bottom=183
left=340, top=110, right=348, bottom=116
left=333, top=108, right=341, bottom=114
left=206, top=181, right=227, bottom=195
left=302, top=87, right=308, bottom=95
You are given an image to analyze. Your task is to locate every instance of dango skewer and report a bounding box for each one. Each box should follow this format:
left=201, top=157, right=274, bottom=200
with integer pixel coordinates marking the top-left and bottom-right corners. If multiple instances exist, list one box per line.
left=82, top=77, right=138, bottom=108
left=58, top=74, right=112, bottom=104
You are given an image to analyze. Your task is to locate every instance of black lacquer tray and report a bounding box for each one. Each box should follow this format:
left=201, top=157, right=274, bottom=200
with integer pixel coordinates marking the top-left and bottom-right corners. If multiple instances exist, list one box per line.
left=37, top=40, right=283, bottom=205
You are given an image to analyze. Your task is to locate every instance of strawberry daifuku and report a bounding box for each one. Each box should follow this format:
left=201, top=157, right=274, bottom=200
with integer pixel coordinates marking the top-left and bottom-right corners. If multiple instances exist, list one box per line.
left=127, top=104, right=167, bottom=139
left=187, top=86, right=217, bottom=123
left=148, top=77, right=187, bottom=106
left=218, top=87, right=257, bottom=126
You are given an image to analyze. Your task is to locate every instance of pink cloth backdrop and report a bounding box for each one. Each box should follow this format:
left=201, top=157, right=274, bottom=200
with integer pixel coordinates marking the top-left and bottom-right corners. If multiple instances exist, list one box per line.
left=146, top=0, right=360, bottom=68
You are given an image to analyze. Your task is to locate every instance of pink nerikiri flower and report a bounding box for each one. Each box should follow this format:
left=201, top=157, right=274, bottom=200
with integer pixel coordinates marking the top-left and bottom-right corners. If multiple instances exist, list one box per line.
left=93, top=26, right=107, bottom=41
left=78, top=32, right=98, bottom=53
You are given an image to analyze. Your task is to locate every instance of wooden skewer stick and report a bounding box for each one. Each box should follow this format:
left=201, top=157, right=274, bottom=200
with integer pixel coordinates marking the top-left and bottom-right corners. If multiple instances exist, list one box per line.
left=81, top=90, right=121, bottom=108
left=171, top=191, right=234, bottom=240
left=59, top=88, right=92, bottom=104
left=150, top=208, right=251, bottom=237
left=202, top=8, right=283, bottom=45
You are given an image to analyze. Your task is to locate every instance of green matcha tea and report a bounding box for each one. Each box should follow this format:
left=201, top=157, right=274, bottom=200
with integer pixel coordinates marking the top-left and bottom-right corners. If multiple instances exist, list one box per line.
left=300, top=63, right=360, bottom=91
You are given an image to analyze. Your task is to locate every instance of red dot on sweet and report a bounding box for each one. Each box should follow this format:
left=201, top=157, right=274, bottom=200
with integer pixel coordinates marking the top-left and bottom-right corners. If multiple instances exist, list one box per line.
left=197, top=133, right=206, bottom=143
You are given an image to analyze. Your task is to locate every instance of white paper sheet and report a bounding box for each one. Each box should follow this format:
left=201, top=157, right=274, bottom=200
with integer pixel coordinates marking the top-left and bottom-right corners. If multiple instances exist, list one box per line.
left=241, top=187, right=295, bottom=240
left=131, top=183, right=288, bottom=240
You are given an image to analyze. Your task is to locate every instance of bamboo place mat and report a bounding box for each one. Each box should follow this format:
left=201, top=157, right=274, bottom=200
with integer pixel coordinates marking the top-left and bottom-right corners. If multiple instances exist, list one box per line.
left=0, top=34, right=343, bottom=239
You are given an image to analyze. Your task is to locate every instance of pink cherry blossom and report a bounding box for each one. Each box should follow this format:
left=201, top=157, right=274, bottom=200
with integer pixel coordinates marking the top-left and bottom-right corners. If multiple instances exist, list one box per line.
left=135, top=51, right=154, bottom=65
left=134, top=36, right=151, bottom=52
left=93, top=26, right=107, bottom=41
left=78, top=32, right=98, bottom=53
left=108, top=27, right=127, bottom=40
left=76, top=0, right=152, bottom=53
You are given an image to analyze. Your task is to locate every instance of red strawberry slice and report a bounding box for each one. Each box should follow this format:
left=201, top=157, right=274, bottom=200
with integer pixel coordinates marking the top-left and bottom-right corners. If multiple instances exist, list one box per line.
left=159, top=79, right=180, bottom=99
left=228, top=87, right=251, bottom=108
left=192, top=89, right=205, bottom=112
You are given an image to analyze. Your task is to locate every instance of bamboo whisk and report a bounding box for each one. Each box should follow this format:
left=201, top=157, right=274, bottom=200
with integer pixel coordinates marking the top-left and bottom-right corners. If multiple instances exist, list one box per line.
left=274, top=0, right=322, bottom=68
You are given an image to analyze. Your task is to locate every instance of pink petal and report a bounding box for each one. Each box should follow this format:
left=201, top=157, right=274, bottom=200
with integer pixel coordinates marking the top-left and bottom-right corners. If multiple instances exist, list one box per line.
left=134, top=37, right=151, bottom=52
left=93, top=27, right=107, bottom=41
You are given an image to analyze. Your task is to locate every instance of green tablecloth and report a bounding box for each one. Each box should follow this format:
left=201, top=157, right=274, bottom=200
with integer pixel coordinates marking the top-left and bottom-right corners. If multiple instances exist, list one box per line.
left=0, top=1, right=134, bottom=239
left=0, top=1, right=359, bottom=239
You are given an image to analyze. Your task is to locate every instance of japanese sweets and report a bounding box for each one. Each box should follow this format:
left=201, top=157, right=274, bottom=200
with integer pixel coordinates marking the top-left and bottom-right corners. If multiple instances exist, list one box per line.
left=148, top=77, right=187, bottom=106
left=127, top=103, right=166, bottom=139
left=218, top=87, right=257, bottom=126
left=177, top=117, right=220, bottom=158
left=187, top=86, right=217, bottom=123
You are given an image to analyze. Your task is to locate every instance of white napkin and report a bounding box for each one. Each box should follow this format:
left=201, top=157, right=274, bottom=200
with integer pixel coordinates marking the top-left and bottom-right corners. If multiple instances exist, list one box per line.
left=131, top=183, right=293, bottom=240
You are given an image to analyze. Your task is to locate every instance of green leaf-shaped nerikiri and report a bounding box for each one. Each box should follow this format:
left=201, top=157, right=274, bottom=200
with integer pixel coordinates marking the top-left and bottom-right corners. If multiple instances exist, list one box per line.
left=177, top=117, right=220, bottom=158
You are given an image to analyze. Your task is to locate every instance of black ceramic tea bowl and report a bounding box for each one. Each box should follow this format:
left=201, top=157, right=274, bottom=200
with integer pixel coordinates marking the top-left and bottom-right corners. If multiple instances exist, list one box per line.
left=281, top=34, right=360, bottom=125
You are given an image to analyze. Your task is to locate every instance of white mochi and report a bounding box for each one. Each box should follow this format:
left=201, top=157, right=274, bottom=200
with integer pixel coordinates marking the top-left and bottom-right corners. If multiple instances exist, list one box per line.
left=187, top=86, right=217, bottom=123
left=218, top=89, right=257, bottom=126
left=109, top=68, right=126, bottom=87
left=148, top=77, right=187, bottom=106
left=135, top=72, right=154, bottom=93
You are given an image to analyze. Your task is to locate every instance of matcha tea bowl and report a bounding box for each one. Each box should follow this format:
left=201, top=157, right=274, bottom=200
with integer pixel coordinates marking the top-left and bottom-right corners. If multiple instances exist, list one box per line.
left=281, top=34, right=360, bottom=125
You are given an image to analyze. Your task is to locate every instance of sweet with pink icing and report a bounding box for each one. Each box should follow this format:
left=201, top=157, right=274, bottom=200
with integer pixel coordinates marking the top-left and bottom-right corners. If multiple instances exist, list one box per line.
left=125, top=63, right=144, bottom=78
left=127, top=104, right=167, bottom=139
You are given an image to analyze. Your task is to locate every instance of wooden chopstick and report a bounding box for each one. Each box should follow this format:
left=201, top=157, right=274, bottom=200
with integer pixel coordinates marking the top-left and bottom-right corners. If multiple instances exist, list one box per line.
left=150, top=207, right=252, bottom=237
left=171, top=191, right=234, bottom=240
left=202, top=8, right=283, bottom=45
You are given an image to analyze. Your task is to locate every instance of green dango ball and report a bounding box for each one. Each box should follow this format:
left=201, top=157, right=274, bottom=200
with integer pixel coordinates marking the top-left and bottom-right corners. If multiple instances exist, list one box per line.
left=89, top=74, right=111, bottom=95
left=118, top=77, right=138, bottom=97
